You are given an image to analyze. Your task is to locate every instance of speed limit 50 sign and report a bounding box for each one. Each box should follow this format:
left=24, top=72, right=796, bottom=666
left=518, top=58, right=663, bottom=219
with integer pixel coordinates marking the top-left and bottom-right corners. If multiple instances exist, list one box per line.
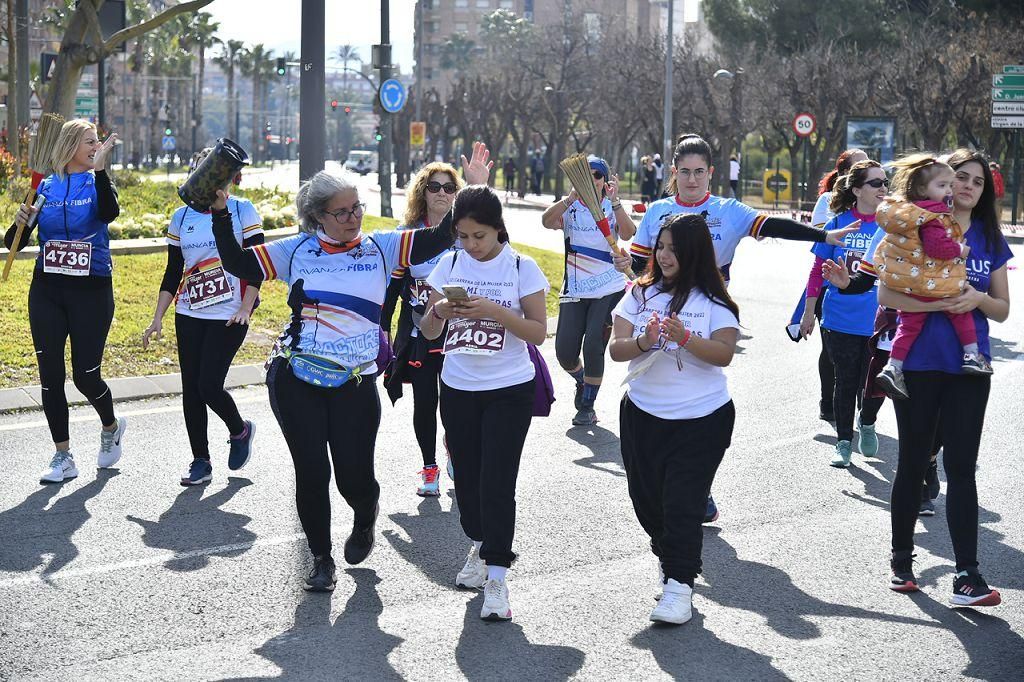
left=792, top=112, right=816, bottom=137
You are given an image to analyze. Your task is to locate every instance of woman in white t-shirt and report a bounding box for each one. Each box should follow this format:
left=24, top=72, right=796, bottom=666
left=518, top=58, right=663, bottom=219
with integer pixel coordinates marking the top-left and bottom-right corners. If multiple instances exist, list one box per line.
left=143, top=150, right=262, bottom=486
left=609, top=212, right=740, bottom=626
left=419, top=185, right=549, bottom=623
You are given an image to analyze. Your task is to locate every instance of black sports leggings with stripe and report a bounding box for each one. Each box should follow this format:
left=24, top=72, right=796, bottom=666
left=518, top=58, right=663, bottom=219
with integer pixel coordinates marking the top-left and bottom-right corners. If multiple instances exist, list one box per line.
left=29, top=275, right=116, bottom=444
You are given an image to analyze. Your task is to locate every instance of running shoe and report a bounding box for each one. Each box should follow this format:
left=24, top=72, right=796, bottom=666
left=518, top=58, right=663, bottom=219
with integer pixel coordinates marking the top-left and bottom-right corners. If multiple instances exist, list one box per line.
left=961, top=352, right=993, bottom=376
left=480, top=578, right=513, bottom=621
left=227, top=420, right=256, bottom=471
left=889, top=550, right=919, bottom=592
left=181, top=458, right=213, bottom=486
left=343, top=503, right=378, bottom=565
left=654, top=560, right=665, bottom=601
left=876, top=365, right=910, bottom=400
left=830, top=440, right=853, bottom=468
left=40, top=450, right=78, bottom=484
left=919, top=497, right=936, bottom=516
left=304, top=555, right=337, bottom=592
left=703, top=495, right=719, bottom=524
left=574, top=381, right=585, bottom=411
left=857, top=418, right=879, bottom=457
left=417, top=464, right=441, bottom=497
left=572, top=407, right=598, bottom=426
left=456, top=544, right=487, bottom=589
left=97, top=416, right=127, bottom=469
left=925, top=460, right=940, bottom=500
left=950, top=568, right=1001, bottom=607
left=650, top=579, right=692, bottom=625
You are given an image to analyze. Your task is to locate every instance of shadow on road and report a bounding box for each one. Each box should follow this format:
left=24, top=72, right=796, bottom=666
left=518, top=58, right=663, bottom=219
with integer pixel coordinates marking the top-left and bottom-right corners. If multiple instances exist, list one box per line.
left=238, top=568, right=404, bottom=680
left=565, top=424, right=625, bottom=478
left=125, top=477, right=255, bottom=571
left=383, top=496, right=466, bottom=588
left=0, top=470, right=118, bottom=576
left=456, top=592, right=585, bottom=680
left=630, top=610, right=787, bottom=681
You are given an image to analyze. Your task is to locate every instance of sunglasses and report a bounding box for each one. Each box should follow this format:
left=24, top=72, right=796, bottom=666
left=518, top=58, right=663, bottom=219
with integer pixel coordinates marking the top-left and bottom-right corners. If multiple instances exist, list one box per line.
left=426, top=181, right=458, bottom=194
left=592, top=171, right=606, bottom=180
left=859, top=178, right=890, bottom=189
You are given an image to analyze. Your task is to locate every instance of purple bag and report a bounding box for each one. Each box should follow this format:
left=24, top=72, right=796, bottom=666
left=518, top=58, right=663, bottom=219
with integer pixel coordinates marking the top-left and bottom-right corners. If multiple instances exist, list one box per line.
left=527, top=343, right=555, bottom=417
left=376, top=327, right=396, bottom=375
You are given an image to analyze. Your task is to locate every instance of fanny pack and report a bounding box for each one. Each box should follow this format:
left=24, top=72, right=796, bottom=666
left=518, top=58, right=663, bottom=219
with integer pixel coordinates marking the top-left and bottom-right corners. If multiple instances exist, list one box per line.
left=282, top=348, right=364, bottom=388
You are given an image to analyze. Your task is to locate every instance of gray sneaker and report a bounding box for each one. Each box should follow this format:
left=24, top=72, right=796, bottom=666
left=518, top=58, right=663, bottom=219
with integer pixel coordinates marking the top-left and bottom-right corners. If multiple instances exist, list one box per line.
left=875, top=365, right=909, bottom=400
left=572, top=407, right=598, bottom=426
left=40, top=450, right=78, bottom=484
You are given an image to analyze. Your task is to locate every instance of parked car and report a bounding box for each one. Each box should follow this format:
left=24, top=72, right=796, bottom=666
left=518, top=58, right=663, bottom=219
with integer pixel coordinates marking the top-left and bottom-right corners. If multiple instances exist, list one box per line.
left=345, top=150, right=377, bottom=175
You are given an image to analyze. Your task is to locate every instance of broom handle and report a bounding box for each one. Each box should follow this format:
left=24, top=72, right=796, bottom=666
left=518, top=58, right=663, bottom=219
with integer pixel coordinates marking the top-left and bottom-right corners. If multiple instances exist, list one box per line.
left=1, top=188, right=37, bottom=283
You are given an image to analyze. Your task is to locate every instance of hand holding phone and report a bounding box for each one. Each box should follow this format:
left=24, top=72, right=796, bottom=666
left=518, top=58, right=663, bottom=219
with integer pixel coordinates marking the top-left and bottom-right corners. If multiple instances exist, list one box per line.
left=442, top=285, right=470, bottom=303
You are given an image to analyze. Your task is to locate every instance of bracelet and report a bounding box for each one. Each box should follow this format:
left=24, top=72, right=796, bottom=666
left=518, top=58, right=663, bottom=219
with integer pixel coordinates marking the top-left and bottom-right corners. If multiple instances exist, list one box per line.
left=636, top=336, right=648, bottom=352
left=680, top=328, right=692, bottom=348
left=611, top=201, right=623, bottom=211
left=562, top=196, right=573, bottom=208
left=430, top=306, right=443, bottom=321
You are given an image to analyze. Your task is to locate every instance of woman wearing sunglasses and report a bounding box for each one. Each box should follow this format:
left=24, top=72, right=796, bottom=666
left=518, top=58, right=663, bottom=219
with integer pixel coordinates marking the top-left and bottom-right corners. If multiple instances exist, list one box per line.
left=382, top=162, right=465, bottom=496
left=541, top=156, right=636, bottom=426
left=799, top=160, right=889, bottom=468
left=213, top=143, right=493, bottom=592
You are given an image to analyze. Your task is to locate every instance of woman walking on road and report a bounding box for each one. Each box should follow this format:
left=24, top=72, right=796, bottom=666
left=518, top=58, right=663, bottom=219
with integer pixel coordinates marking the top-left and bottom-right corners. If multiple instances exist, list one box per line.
left=213, top=144, right=493, bottom=592
left=142, top=149, right=262, bottom=486
left=610, top=213, right=740, bottom=625
left=4, top=119, right=128, bottom=484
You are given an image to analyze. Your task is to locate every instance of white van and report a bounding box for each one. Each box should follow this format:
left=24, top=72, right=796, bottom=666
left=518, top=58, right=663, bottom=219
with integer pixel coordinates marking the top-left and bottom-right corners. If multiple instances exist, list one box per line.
left=344, top=150, right=377, bottom=175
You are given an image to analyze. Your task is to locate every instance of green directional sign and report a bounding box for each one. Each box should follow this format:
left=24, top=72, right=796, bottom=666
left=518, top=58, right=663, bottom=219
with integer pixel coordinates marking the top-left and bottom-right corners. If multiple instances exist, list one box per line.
left=992, top=88, right=1024, bottom=102
left=993, top=74, right=1024, bottom=87
left=1003, top=65, right=1024, bottom=74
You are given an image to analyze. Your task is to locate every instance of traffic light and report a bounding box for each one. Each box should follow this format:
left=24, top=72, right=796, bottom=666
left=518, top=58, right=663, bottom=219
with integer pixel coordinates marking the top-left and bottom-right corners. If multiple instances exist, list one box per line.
left=374, top=127, right=382, bottom=142
left=265, top=120, right=272, bottom=132
left=331, top=99, right=338, bottom=111
left=344, top=106, right=351, bottom=115
left=276, top=58, right=286, bottom=76
left=164, top=127, right=173, bottom=136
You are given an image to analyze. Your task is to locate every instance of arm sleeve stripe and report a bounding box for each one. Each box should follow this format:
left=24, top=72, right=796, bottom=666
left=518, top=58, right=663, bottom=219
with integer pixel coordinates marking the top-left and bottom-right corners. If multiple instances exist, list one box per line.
left=398, top=230, right=414, bottom=268
left=252, top=244, right=278, bottom=280
left=749, top=214, right=768, bottom=238
left=242, top=224, right=263, bottom=234
left=629, top=243, right=652, bottom=257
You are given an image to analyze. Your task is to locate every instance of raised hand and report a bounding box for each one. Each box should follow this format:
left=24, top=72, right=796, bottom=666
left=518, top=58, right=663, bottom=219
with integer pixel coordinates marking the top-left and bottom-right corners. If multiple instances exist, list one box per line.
left=94, top=133, right=119, bottom=171
left=461, top=141, right=493, bottom=186
left=822, top=257, right=851, bottom=289
left=606, top=174, right=620, bottom=202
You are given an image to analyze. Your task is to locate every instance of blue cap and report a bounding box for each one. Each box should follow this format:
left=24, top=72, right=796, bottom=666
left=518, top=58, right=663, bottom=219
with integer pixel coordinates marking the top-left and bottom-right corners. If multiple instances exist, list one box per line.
left=588, top=155, right=610, bottom=179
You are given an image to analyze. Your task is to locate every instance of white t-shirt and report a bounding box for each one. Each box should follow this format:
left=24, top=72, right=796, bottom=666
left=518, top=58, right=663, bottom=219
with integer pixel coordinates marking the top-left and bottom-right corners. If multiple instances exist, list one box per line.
left=729, top=159, right=740, bottom=182
left=612, top=285, right=738, bottom=420
left=560, top=197, right=626, bottom=300
left=811, top=193, right=833, bottom=228
left=166, top=197, right=263, bottom=320
left=427, top=244, right=549, bottom=392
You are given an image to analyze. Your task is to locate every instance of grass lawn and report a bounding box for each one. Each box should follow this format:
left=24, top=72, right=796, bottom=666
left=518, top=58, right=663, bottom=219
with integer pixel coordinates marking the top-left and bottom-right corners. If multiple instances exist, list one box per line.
left=0, top=215, right=562, bottom=389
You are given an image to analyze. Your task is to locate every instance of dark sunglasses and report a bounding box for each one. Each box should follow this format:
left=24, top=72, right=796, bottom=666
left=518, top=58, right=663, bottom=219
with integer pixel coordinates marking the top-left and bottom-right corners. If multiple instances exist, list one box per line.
left=859, top=178, right=890, bottom=189
left=426, top=181, right=458, bottom=194
left=592, top=171, right=606, bottom=180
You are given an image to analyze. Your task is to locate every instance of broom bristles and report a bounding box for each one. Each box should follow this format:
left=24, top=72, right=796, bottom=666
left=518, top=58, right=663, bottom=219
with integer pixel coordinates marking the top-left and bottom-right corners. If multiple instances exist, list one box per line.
left=29, top=113, right=65, bottom=176
left=558, top=154, right=606, bottom=222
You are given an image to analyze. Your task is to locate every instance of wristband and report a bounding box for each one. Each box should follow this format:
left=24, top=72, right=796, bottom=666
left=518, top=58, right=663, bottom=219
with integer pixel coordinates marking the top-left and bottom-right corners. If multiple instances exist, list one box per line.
left=680, top=328, right=692, bottom=347
left=611, top=201, right=623, bottom=211
left=562, top=196, right=573, bottom=208
left=636, top=336, right=648, bottom=352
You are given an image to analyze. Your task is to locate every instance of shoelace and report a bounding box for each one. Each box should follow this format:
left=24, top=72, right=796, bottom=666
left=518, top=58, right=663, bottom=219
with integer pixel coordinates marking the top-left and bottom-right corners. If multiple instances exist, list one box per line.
left=659, top=590, right=682, bottom=609
left=420, top=467, right=439, bottom=483
left=99, top=425, right=117, bottom=453
left=485, top=580, right=504, bottom=599
left=50, top=450, right=72, bottom=467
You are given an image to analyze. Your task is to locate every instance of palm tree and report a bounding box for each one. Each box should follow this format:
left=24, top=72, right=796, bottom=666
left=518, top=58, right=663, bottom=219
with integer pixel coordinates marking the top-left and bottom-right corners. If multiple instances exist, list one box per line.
left=240, top=43, right=272, bottom=164
left=180, top=11, right=220, bottom=148
left=214, top=39, right=244, bottom=140
left=335, top=44, right=361, bottom=100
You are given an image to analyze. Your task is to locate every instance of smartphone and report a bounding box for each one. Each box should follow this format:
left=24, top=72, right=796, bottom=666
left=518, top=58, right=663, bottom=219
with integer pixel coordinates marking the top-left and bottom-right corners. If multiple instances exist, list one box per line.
left=26, top=193, right=46, bottom=229
left=442, top=285, right=470, bottom=302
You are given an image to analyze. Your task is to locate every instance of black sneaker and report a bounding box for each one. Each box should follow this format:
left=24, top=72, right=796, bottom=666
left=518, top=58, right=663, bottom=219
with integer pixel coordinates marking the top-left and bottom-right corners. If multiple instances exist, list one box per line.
left=876, top=365, right=910, bottom=400
left=573, top=381, right=585, bottom=411
left=950, top=568, right=1001, bottom=607
left=960, top=352, right=993, bottom=376
left=228, top=420, right=256, bottom=471
left=925, top=461, right=940, bottom=500
left=344, top=503, right=378, bottom=565
left=703, top=495, right=719, bottom=524
left=919, top=497, right=935, bottom=516
left=304, top=555, right=337, bottom=592
left=889, top=550, right=919, bottom=592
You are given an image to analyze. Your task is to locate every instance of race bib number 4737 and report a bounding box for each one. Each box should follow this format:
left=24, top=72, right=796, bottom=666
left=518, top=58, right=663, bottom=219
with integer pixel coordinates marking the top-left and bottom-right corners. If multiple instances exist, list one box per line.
left=185, top=266, right=233, bottom=309
left=42, top=240, right=92, bottom=276
left=443, top=319, right=506, bottom=356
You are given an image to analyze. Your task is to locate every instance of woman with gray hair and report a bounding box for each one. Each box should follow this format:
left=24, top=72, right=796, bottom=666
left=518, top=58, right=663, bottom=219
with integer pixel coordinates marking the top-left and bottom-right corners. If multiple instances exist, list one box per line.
left=214, top=142, right=493, bottom=591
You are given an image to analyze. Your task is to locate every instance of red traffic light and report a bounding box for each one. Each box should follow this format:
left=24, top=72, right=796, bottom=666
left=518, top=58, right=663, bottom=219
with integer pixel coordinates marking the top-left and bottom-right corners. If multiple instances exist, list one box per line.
left=344, top=106, right=351, bottom=115
left=265, top=134, right=272, bottom=141
left=330, top=99, right=338, bottom=111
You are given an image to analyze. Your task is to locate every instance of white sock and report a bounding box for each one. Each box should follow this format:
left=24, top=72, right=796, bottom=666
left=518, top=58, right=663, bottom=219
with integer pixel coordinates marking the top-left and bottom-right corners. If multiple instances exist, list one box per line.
left=473, top=540, right=482, bottom=552
left=889, top=358, right=904, bottom=370
left=487, top=566, right=507, bottom=582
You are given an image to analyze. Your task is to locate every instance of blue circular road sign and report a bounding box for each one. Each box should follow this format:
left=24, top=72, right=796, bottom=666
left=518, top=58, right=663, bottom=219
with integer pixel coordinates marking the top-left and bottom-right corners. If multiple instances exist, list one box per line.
left=379, top=79, right=407, bottom=114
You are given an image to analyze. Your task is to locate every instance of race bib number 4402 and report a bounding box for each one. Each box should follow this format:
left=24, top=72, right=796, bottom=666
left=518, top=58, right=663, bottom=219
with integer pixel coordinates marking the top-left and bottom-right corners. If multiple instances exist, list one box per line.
left=185, top=266, right=233, bottom=309
left=42, top=240, right=92, bottom=276
left=443, top=319, right=506, bottom=356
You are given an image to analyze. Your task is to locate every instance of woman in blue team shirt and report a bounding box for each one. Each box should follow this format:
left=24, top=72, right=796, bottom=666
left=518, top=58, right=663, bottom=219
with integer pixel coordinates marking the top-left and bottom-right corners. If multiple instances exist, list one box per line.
left=823, top=149, right=1010, bottom=606
left=799, top=160, right=888, bottom=468
left=4, top=119, right=128, bottom=484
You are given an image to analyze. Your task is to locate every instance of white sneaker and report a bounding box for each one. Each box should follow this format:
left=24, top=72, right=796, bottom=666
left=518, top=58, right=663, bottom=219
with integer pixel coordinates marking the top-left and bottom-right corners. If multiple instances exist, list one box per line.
left=455, top=544, right=487, bottom=589
left=650, top=579, right=692, bottom=625
left=40, top=451, right=78, bottom=484
left=97, top=416, right=127, bottom=468
left=480, top=578, right=512, bottom=621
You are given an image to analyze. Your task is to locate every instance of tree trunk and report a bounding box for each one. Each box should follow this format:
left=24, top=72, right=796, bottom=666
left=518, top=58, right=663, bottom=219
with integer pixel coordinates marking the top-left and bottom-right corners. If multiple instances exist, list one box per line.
left=6, top=0, right=18, bottom=157
left=196, top=44, right=205, bottom=147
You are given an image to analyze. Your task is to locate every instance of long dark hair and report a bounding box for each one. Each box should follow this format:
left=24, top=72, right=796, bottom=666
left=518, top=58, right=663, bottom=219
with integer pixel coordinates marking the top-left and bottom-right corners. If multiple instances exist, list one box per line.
left=946, top=148, right=1000, bottom=252
left=829, top=160, right=883, bottom=214
left=452, top=185, right=509, bottom=243
left=818, top=148, right=864, bottom=196
left=634, top=213, right=739, bottom=321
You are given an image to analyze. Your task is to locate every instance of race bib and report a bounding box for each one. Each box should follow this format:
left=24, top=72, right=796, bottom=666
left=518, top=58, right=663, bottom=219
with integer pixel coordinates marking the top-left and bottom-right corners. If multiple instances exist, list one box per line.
left=185, top=265, right=233, bottom=309
left=409, top=278, right=431, bottom=307
left=876, top=326, right=897, bottom=352
left=845, top=251, right=865, bottom=275
left=443, top=318, right=506, bottom=356
left=42, top=240, right=92, bottom=276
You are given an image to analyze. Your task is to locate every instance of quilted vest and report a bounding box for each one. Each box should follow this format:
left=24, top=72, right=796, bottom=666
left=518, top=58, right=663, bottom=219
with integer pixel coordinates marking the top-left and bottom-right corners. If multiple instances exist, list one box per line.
left=874, top=198, right=966, bottom=298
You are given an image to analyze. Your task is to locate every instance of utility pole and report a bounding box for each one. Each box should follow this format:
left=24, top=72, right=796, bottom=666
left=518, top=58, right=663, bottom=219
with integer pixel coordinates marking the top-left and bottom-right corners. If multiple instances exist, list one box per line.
left=299, top=0, right=326, bottom=181
left=6, top=0, right=19, bottom=157
left=414, top=0, right=422, bottom=123
left=663, top=0, right=674, bottom=167
left=14, top=0, right=29, bottom=135
left=377, top=0, right=393, bottom=218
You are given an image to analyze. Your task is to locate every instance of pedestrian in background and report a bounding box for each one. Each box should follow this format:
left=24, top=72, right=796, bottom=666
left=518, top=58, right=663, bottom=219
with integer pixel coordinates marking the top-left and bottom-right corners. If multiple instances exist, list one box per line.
left=503, top=156, right=517, bottom=196
left=729, top=155, right=740, bottom=198
left=640, top=155, right=657, bottom=205
left=530, top=151, right=545, bottom=196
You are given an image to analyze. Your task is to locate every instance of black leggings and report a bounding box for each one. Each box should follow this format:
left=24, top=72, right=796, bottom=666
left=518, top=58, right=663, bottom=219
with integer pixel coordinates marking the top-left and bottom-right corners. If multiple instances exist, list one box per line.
left=440, top=378, right=535, bottom=568
left=821, top=328, right=871, bottom=442
left=267, top=358, right=381, bottom=558
left=409, top=348, right=443, bottom=467
left=891, top=371, right=990, bottom=571
left=29, top=277, right=116, bottom=444
left=555, top=290, right=624, bottom=380
left=175, top=313, right=248, bottom=459
left=620, top=396, right=735, bottom=585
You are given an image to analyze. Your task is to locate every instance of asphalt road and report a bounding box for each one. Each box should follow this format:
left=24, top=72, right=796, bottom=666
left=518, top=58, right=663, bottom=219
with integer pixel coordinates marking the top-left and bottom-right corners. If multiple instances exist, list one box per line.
left=1, top=228, right=1022, bottom=680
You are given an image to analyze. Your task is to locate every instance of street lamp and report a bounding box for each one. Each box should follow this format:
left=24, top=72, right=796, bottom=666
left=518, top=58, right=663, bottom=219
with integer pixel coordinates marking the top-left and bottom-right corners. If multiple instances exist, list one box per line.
left=543, top=84, right=566, bottom=198
left=713, top=67, right=744, bottom=198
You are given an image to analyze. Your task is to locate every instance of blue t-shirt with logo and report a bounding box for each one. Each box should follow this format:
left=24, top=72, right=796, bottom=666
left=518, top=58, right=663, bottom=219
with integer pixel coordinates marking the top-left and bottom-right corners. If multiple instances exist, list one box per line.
left=903, top=220, right=1013, bottom=374
left=811, top=211, right=879, bottom=337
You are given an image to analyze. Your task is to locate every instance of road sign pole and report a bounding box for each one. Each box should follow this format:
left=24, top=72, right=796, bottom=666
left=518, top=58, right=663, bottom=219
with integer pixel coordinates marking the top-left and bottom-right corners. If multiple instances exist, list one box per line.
left=299, top=0, right=326, bottom=183
left=1013, top=129, right=1021, bottom=226
left=378, top=0, right=393, bottom=219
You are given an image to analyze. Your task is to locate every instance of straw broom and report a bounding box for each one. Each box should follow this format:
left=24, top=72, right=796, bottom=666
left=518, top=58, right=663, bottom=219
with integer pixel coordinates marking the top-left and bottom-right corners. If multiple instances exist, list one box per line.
left=558, top=154, right=636, bottom=279
left=2, top=112, right=65, bottom=282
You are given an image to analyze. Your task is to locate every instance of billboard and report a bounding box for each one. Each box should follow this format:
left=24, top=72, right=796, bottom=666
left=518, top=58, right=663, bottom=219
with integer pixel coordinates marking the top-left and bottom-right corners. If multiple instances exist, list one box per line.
left=845, top=117, right=897, bottom=164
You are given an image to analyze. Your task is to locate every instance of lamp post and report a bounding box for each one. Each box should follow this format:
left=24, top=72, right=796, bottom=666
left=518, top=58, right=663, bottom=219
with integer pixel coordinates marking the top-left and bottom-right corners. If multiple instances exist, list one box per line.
left=543, top=84, right=566, bottom=198
left=713, top=67, right=743, bottom=198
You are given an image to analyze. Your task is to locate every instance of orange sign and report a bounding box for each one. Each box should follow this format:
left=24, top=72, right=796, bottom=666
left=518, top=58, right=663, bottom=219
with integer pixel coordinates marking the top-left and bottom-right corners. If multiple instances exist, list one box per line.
left=410, top=121, right=426, bottom=147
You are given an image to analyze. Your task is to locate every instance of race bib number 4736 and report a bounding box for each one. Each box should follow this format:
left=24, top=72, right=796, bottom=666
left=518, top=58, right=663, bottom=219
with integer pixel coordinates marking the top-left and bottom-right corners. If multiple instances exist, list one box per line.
left=443, top=319, right=506, bottom=356
left=42, top=240, right=92, bottom=276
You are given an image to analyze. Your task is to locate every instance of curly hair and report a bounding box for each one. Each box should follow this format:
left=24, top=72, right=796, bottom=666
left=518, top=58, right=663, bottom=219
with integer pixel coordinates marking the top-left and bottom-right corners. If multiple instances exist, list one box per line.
left=402, top=162, right=464, bottom=227
left=828, top=160, right=884, bottom=214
